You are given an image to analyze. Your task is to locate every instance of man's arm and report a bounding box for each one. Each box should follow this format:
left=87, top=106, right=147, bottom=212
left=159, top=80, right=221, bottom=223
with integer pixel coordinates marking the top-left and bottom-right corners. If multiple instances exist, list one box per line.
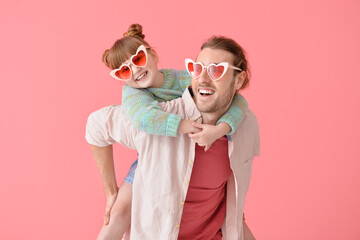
left=91, top=145, right=118, bottom=199
left=85, top=105, right=137, bottom=196
left=90, top=145, right=119, bottom=225
left=85, top=105, right=137, bottom=225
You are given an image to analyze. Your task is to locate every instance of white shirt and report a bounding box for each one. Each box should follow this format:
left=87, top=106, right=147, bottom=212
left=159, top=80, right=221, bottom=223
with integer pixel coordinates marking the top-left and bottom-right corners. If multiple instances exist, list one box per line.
left=86, top=87, right=260, bottom=240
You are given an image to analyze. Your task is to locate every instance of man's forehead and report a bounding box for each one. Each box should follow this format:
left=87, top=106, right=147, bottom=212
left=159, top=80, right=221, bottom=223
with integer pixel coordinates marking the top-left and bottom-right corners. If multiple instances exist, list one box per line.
left=196, top=48, right=234, bottom=64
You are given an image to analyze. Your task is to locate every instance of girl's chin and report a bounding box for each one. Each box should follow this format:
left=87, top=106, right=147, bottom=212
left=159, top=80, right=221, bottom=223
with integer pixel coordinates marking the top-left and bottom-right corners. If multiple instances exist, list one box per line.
left=139, top=75, right=155, bottom=88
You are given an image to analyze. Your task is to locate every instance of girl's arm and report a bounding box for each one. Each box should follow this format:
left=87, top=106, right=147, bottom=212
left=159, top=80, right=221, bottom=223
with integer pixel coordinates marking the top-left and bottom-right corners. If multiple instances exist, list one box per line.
left=121, top=70, right=247, bottom=138
left=188, top=122, right=230, bottom=150
left=122, top=84, right=197, bottom=137
left=187, top=94, right=247, bottom=149
left=216, top=93, right=248, bottom=135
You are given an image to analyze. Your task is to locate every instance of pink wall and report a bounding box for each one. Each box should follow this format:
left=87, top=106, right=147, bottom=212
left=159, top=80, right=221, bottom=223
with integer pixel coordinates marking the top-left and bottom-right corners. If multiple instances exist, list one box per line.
left=1, top=0, right=359, bottom=239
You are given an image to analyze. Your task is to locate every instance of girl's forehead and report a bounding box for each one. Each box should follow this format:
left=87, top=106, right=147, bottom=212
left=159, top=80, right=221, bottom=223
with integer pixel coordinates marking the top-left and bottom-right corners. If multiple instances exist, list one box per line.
left=121, top=49, right=138, bottom=64
left=124, top=48, right=137, bottom=58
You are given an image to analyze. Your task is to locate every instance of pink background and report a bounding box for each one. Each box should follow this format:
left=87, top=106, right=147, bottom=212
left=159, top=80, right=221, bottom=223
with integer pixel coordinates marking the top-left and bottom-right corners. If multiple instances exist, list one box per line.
left=1, top=0, right=359, bottom=239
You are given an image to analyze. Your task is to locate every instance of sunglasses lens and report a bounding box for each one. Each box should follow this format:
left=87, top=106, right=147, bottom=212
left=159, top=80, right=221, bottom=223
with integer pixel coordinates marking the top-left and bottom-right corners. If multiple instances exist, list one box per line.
left=208, top=65, right=225, bottom=80
left=115, top=66, right=131, bottom=80
left=132, top=50, right=147, bottom=67
left=187, top=62, right=203, bottom=78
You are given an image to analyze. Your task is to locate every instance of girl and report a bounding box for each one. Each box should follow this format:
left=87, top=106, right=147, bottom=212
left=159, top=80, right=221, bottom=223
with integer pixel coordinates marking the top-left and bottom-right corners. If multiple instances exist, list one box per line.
left=88, top=24, right=252, bottom=240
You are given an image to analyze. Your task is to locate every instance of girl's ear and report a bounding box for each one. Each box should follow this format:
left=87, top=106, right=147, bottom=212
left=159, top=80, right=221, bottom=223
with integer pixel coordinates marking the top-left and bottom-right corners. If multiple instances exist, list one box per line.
left=149, top=49, right=159, bottom=63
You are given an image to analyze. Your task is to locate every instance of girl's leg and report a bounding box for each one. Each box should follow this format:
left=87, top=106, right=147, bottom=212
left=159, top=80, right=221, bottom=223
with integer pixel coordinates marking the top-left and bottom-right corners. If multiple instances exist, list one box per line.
left=97, top=182, right=132, bottom=240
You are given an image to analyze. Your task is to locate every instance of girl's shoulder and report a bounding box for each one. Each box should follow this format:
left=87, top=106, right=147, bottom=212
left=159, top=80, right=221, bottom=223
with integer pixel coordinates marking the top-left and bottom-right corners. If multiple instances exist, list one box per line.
left=160, top=69, right=189, bottom=80
left=160, top=69, right=191, bottom=89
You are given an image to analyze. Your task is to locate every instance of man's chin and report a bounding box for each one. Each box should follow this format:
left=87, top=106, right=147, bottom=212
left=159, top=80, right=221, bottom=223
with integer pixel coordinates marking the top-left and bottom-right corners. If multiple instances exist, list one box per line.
left=195, top=101, right=217, bottom=113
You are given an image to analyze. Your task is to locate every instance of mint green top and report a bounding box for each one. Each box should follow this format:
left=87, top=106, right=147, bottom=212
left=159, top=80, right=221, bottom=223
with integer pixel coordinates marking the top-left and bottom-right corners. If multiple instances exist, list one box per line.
left=121, top=69, right=247, bottom=137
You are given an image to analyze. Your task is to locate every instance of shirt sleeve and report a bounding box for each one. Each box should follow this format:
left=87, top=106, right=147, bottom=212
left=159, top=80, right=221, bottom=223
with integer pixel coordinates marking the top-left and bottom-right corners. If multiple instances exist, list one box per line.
left=253, top=115, right=260, bottom=156
left=85, top=105, right=137, bottom=149
left=121, top=84, right=182, bottom=137
left=177, top=69, right=192, bottom=92
left=216, top=93, right=248, bottom=135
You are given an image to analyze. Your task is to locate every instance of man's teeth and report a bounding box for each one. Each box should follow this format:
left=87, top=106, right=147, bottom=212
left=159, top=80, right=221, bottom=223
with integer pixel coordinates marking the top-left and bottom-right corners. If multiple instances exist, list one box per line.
left=199, top=89, right=215, bottom=95
left=136, top=72, right=147, bottom=81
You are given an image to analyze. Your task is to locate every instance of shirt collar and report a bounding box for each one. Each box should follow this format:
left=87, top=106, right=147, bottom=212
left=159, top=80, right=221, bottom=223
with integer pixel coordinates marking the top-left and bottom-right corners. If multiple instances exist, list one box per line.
left=182, top=87, right=202, bottom=123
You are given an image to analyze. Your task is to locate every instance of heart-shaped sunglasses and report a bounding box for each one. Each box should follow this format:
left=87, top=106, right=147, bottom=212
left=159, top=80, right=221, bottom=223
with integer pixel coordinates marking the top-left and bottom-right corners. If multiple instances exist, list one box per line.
left=110, top=45, right=148, bottom=81
left=185, top=58, right=242, bottom=81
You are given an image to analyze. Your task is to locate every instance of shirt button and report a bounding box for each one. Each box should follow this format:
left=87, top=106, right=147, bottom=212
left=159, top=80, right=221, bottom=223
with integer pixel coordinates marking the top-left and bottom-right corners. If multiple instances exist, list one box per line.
left=185, top=180, right=189, bottom=185
left=189, top=160, right=193, bottom=165
left=176, top=224, right=180, bottom=228
left=180, top=201, right=184, bottom=205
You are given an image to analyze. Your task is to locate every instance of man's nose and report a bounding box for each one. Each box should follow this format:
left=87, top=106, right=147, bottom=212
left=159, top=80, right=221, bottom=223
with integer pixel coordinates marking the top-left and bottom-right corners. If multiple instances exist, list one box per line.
left=197, top=69, right=211, bottom=83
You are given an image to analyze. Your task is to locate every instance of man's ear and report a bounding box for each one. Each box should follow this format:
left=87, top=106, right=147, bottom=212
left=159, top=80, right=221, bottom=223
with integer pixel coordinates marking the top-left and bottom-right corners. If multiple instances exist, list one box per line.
left=235, top=71, right=246, bottom=90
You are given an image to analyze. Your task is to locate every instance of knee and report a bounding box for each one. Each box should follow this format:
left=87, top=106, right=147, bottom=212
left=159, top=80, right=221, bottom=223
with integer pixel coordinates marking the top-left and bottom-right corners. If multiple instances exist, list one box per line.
left=110, top=201, right=131, bottom=221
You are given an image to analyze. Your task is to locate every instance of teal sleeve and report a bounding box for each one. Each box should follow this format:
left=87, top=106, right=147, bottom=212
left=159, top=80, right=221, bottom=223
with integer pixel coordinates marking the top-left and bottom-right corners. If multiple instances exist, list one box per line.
left=147, top=70, right=190, bottom=101
left=121, top=84, right=182, bottom=137
left=216, top=93, right=248, bottom=135
left=177, top=69, right=191, bottom=92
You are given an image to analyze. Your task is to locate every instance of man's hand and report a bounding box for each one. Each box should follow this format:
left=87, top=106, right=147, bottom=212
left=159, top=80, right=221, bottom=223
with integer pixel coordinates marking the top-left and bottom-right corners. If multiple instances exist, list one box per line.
left=103, top=191, right=118, bottom=225
left=188, top=122, right=230, bottom=151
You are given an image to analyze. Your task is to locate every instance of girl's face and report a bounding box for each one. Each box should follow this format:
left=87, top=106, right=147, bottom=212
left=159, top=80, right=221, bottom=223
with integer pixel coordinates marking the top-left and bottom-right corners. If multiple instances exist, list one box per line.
left=127, top=51, right=162, bottom=88
left=115, top=47, right=163, bottom=89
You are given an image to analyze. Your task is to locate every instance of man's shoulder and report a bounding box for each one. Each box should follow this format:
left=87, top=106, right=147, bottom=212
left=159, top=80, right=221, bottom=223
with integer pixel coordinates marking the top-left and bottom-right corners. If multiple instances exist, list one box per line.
left=85, top=105, right=140, bottom=149
left=231, top=107, right=260, bottom=156
left=233, top=107, right=259, bottom=136
left=244, top=108, right=258, bottom=125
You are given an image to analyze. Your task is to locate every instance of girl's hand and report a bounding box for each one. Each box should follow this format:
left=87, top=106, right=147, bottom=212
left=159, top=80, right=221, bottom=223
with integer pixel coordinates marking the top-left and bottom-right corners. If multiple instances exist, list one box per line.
left=188, top=122, right=231, bottom=151
left=177, top=119, right=202, bottom=134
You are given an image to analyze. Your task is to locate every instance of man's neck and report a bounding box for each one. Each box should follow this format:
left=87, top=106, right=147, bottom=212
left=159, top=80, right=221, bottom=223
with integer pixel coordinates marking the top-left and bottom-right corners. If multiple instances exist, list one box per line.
left=201, top=101, right=232, bottom=125
left=188, top=87, right=233, bottom=125
left=201, top=113, right=222, bottom=125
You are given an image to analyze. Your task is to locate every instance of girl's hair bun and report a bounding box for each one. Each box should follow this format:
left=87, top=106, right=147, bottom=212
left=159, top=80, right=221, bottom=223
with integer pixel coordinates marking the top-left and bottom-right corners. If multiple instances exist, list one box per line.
left=123, top=23, right=145, bottom=40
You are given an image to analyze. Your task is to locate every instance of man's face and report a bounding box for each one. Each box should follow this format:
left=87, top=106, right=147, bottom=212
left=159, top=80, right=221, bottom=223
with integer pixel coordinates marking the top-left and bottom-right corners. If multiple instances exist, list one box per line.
left=191, top=48, right=239, bottom=114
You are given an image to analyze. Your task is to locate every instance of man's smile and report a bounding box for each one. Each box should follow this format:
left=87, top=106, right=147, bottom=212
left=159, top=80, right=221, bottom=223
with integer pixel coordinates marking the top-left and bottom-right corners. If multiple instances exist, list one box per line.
left=198, top=88, right=215, bottom=96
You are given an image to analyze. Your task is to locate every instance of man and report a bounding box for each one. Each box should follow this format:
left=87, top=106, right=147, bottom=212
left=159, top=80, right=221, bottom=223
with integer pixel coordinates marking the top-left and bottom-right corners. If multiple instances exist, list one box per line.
left=86, top=36, right=260, bottom=239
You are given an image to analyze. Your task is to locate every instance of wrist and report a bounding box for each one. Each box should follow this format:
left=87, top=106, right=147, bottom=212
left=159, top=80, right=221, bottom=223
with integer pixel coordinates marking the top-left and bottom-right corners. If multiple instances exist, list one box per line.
left=105, top=185, right=119, bottom=199
left=217, top=122, right=231, bottom=135
left=177, top=119, right=191, bottom=134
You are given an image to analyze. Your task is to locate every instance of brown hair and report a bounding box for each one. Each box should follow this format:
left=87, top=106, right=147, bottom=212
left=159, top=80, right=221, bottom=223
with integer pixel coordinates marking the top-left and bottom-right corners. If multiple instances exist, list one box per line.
left=102, top=24, right=153, bottom=69
left=201, top=36, right=251, bottom=89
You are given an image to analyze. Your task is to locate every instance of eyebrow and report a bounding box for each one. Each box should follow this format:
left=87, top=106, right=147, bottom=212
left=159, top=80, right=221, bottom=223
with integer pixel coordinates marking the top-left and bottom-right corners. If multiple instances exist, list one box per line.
left=196, top=60, right=224, bottom=65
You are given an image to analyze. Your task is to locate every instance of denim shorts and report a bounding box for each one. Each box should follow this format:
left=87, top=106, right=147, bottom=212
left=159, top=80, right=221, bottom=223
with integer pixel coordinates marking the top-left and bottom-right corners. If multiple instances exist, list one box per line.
left=124, top=159, right=138, bottom=184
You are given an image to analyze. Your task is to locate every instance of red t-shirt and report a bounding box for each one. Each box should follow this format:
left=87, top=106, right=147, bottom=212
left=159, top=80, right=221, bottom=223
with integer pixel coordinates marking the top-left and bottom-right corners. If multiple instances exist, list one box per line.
left=178, top=136, right=232, bottom=240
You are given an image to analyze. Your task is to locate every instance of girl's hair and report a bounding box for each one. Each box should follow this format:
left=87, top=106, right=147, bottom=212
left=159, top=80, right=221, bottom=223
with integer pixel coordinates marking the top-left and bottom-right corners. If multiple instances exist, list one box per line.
left=201, top=36, right=251, bottom=89
left=102, top=24, right=153, bottom=70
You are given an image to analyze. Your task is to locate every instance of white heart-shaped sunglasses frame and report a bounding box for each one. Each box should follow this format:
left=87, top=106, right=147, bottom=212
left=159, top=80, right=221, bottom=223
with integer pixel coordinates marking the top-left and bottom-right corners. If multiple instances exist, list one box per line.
left=110, top=45, right=148, bottom=81
left=185, top=58, right=242, bottom=81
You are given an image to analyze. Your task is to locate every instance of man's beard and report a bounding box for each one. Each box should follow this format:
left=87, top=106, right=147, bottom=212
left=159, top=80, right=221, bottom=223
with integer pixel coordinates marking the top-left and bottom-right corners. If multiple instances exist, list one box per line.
left=195, top=80, right=236, bottom=113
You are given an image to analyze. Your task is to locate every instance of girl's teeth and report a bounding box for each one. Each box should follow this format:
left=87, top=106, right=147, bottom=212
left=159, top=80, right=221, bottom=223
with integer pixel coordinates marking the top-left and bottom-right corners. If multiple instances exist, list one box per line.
left=137, top=72, right=147, bottom=81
